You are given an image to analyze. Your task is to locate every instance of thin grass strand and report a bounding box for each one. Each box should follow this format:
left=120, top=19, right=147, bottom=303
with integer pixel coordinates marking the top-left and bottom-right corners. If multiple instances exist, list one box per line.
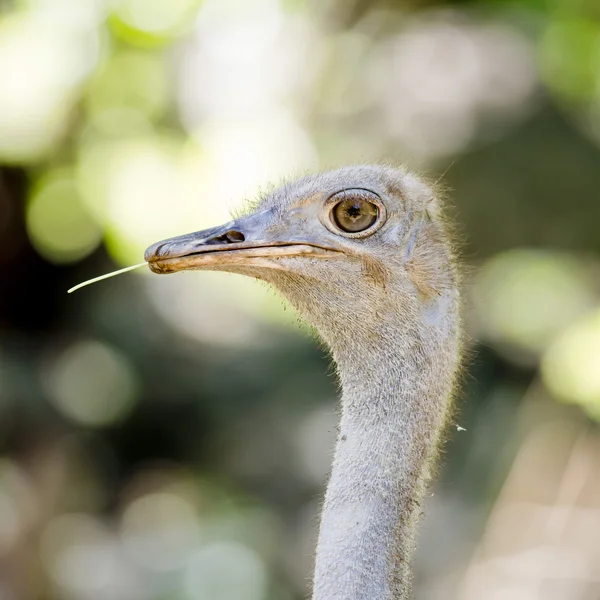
left=68, top=263, right=147, bottom=294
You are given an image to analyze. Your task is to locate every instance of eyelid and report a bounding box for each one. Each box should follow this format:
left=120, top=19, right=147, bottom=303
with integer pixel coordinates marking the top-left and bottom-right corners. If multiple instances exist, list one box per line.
left=325, top=187, right=380, bottom=202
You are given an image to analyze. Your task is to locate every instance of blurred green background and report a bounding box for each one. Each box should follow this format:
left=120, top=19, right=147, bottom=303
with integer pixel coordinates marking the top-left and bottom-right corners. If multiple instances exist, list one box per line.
left=1, top=0, right=600, bottom=599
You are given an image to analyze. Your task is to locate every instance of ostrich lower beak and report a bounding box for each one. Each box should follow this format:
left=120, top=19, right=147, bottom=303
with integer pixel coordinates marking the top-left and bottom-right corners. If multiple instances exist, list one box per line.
left=145, top=210, right=341, bottom=274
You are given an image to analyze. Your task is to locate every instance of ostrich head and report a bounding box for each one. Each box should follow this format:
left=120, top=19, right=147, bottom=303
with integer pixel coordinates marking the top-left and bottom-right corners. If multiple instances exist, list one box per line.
left=145, top=164, right=457, bottom=351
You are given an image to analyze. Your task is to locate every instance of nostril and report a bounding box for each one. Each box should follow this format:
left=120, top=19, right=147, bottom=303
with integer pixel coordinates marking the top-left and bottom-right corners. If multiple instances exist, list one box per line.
left=225, top=230, right=245, bottom=243
left=205, top=229, right=246, bottom=245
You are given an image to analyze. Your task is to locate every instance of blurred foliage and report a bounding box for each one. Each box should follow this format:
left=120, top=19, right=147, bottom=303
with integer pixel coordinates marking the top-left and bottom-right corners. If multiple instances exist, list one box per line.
left=1, top=0, right=600, bottom=599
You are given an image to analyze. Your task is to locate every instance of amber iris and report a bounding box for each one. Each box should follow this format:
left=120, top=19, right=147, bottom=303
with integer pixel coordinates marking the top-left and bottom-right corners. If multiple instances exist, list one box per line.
left=331, top=196, right=379, bottom=233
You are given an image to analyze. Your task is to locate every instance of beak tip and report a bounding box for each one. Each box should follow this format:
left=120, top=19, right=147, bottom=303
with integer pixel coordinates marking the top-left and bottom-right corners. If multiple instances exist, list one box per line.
left=144, top=242, right=164, bottom=263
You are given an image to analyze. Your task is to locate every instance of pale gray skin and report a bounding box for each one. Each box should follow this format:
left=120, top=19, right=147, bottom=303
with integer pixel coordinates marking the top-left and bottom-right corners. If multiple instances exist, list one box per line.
left=146, top=165, right=462, bottom=600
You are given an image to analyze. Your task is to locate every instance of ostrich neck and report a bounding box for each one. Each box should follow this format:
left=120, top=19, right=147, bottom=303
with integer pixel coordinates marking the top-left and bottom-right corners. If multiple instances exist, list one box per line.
left=312, top=305, right=459, bottom=600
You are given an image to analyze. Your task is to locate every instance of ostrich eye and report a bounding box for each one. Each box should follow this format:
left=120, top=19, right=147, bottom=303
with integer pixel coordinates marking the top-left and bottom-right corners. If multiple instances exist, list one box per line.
left=331, top=196, right=379, bottom=233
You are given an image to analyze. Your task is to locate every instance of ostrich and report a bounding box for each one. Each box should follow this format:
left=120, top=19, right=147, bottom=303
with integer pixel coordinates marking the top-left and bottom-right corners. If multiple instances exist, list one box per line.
left=145, top=165, right=462, bottom=600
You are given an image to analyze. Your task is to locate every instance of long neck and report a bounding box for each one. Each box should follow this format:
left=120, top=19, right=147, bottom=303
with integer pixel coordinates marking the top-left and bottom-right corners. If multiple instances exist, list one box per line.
left=312, top=297, right=460, bottom=600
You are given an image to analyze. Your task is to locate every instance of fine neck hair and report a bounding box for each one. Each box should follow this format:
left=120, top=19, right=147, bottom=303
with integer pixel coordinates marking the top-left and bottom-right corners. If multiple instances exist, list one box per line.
left=314, top=288, right=459, bottom=600
left=272, top=214, right=461, bottom=600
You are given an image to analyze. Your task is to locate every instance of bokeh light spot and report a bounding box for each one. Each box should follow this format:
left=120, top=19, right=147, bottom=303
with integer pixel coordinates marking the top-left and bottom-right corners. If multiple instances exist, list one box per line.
left=120, top=492, right=200, bottom=571
left=0, top=12, right=99, bottom=163
left=27, top=170, right=102, bottom=264
left=542, top=309, right=600, bottom=419
left=183, top=541, right=267, bottom=600
left=85, top=50, right=169, bottom=124
left=539, top=18, right=600, bottom=102
left=370, top=12, right=537, bottom=159
left=45, top=340, right=138, bottom=427
left=109, top=0, right=201, bottom=45
left=40, top=514, right=118, bottom=596
left=147, top=271, right=301, bottom=347
left=473, top=249, right=595, bottom=358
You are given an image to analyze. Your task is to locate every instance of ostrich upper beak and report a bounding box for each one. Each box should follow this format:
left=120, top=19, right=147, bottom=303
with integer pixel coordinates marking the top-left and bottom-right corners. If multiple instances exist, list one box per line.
left=145, top=208, right=342, bottom=274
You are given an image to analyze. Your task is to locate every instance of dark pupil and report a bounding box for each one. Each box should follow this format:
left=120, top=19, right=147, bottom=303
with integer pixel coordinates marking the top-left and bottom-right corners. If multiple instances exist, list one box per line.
left=333, top=198, right=378, bottom=233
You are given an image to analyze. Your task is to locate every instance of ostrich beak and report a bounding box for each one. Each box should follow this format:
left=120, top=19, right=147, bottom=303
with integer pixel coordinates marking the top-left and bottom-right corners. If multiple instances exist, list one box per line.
left=145, top=209, right=341, bottom=274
